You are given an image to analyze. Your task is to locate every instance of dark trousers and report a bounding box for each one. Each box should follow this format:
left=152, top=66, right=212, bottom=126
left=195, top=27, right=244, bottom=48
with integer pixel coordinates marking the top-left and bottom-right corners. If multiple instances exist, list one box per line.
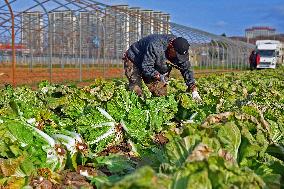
left=250, top=62, right=257, bottom=70
left=123, top=57, right=168, bottom=97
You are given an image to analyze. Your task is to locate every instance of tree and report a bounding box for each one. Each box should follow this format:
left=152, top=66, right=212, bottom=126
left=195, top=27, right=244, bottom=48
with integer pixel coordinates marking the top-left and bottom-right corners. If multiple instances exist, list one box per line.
left=221, top=33, right=227, bottom=37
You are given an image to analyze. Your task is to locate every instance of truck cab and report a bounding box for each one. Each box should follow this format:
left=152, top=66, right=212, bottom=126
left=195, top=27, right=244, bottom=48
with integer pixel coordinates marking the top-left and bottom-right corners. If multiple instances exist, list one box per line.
left=256, top=40, right=281, bottom=69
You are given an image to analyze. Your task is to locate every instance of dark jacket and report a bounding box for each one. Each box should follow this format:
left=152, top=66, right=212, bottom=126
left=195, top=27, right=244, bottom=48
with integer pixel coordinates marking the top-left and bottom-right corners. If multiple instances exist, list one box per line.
left=249, top=51, right=260, bottom=66
left=126, top=34, right=195, bottom=87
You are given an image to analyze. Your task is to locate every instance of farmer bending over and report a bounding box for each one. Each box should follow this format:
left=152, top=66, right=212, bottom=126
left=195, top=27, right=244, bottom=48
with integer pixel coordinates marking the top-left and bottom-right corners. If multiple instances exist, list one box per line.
left=123, top=34, right=201, bottom=101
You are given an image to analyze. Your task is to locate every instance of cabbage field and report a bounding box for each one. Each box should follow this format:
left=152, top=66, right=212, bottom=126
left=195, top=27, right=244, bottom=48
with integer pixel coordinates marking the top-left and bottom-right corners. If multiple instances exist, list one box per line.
left=0, top=67, right=284, bottom=189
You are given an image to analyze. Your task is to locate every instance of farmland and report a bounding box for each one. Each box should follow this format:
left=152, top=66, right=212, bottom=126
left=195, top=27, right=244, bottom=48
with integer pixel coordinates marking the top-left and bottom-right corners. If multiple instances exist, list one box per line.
left=0, top=64, right=124, bottom=86
left=0, top=63, right=242, bottom=87
left=0, top=67, right=283, bottom=188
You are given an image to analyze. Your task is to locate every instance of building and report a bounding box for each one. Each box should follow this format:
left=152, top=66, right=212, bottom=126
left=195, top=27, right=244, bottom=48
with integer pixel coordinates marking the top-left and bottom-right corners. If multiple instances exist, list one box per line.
left=161, top=13, right=171, bottom=34
left=79, top=11, right=102, bottom=57
left=21, top=11, right=44, bottom=55
left=141, top=10, right=154, bottom=37
left=140, top=10, right=171, bottom=37
left=48, top=11, right=77, bottom=56
left=129, top=7, right=142, bottom=45
left=153, top=11, right=163, bottom=34
left=245, top=26, right=276, bottom=39
left=104, top=5, right=130, bottom=59
left=128, top=8, right=170, bottom=44
left=45, top=6, right=171, bottom=59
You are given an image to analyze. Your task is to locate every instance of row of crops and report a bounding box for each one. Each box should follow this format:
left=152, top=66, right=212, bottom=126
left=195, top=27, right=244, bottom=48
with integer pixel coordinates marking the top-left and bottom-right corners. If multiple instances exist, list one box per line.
left=0, top=67, right=284, bottom=188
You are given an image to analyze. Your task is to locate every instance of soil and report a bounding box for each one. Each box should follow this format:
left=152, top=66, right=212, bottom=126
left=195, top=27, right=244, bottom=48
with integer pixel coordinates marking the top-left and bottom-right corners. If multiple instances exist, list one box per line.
left=30, top=170, right=94, bottom=189
left=58, top=171, right=93, bottom=189
left=0, top=65, right=124, bottom=87
left=0, top=64, right=241, bottom=87
left=98, top=142, right=132, bottom=157
left=153, top=133, right=169, bottom=145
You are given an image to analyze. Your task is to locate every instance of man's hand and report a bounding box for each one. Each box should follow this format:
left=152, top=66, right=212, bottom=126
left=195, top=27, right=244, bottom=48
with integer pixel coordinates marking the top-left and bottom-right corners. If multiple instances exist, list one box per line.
left=154, top=72, right=161, bottom=81
left=192, top=90, right=202, bottom=102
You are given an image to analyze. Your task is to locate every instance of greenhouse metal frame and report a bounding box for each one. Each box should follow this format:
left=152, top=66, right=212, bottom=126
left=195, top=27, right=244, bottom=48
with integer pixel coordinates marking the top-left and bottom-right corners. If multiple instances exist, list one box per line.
left=0, top=0, right=254, bottom=86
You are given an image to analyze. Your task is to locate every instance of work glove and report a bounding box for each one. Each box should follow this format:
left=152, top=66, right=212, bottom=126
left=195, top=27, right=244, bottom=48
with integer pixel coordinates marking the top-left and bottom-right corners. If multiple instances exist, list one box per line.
left=160, top=73, right=169, bottom=85
left=192, top=90, right=202, bottom=102
left=187, top=85, right=202, bottom=102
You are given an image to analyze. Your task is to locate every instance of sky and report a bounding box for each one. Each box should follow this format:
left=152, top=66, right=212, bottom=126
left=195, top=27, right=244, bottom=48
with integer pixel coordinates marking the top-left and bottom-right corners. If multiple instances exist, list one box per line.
left=105, top=0, right=284, bottom=36
left=4, top=0, right=284, bottom=37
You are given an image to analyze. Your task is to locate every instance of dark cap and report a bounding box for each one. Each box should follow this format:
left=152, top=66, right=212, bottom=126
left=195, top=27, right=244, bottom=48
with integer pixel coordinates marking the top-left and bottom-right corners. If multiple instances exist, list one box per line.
left=172, top=37, right=190, bottom=62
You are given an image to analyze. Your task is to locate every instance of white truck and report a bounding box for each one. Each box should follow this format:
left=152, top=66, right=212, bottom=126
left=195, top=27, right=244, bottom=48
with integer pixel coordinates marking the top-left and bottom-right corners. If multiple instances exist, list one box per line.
left=256, top=40, right=283, bottom=69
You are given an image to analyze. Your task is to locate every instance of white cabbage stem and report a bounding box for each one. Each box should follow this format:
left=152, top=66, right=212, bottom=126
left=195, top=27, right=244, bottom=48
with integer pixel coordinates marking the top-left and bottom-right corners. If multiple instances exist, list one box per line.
left=182, top=112, right=198, bottom=124
left=189, top=112, right=198, bottom=120
left=27, top=125, right=55, bottom=147
left=120, top=120, right=129, bottom=133
left=91, top=122, right=115, bottom=128
left=62, top=131, right=83, bottom=143
left=26, top=118, right=36, bottom=124
left=97, top=107, right=114, bottom=121
left=52, top=134, right=76, bottom=152
left=128, top=139, right=138, bottom=155
left=89, top=127, right=115, bottom=144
